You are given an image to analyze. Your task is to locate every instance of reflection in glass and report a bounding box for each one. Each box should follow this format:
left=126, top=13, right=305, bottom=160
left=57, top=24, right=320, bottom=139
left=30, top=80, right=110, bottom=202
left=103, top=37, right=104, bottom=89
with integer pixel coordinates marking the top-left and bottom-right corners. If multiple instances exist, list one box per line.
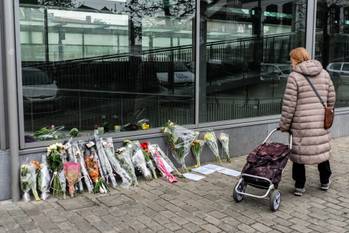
left=316, top=0, right=349, bottom=107
left=19, top=0, right=196, bottom=142
left=199, top=0, right=306, bottom=122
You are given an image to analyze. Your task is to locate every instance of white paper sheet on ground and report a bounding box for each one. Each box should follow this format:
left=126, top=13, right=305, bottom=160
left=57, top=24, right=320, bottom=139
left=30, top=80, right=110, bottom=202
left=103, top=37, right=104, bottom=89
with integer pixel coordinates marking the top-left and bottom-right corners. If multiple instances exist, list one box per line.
left=201, top=164, right=225, bottom=171
left=183, top=173, right=205, bottom=181
left=218, top=168, right=241, bottom=177
left=192, top=166, right=216, bottom=175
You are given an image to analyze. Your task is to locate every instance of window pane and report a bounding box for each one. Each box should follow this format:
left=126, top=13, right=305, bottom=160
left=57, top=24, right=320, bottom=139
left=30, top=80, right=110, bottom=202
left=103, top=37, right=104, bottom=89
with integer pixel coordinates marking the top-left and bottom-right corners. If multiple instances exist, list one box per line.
left=316, top=1, right=349, bottom=106
left=19, top=0, right=196, bottom=143
left=199, top=0, right=306, bottom=122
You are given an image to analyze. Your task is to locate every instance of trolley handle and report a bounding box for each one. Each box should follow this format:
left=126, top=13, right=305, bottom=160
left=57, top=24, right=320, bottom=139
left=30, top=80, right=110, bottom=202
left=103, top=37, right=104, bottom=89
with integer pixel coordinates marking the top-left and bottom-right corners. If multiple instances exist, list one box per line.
left=262, top=128, right=292, bottom=150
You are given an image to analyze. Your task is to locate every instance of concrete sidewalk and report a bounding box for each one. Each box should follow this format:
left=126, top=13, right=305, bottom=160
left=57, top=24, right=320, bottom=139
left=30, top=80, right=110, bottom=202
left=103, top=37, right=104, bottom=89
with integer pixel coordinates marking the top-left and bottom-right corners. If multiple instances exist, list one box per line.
left=1, top=137, right=349, bottom=233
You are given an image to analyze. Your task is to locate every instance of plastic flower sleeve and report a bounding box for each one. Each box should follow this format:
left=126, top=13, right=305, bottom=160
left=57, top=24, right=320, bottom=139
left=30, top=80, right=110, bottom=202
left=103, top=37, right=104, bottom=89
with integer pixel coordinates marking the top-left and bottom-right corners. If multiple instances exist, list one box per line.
left=84, top=148, right=108, bottom=194
left=116, top=146, right=138, bottom=186
left=102, top=138, right=132, bottom=188
left=219, top=133, right=231, bottom=162
left=149, top=144, right=181, bottom=176
left=64, top=162, right=81, bottom=198
left=69, top=142, right=84, bottom=192
left=162, top=121, right=198, bottom=171
left=58, top=170, right=67, bottom=199
left=95, top=138, right=118, bottom=189
left=132, top=149, right=152, bottom=180
left=151, top=146, right=177, bottom=183
left=191, top=139, right=205, bottom=167
left=38, top=154, right=51, bottom=200
left=140, top=142, right=158, bottom=179
left=77, top=143, right=94, bottom=193
left=20, top=164, right=34, bottom=202
left=204, top=131, right=221, bottom=163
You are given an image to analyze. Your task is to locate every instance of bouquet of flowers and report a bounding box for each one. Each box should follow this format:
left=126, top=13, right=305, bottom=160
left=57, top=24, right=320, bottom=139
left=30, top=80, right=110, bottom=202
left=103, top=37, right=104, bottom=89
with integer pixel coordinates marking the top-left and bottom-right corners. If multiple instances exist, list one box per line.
left=204, top=131, right=221, bottom=163
left=84, top=147, right=108, bottom=193
left=102, top=138, right=132, bottom=188
left=64, top=162, right=81, bottom=198
left=162, top=121, right=198, bottom=171
left=150, top=145, right=177, bottom=183
left=140, top=142, right=158, bottom=179
left=20, top=163, right=40, bottom=202
left=75, top=142, right=94, bottom=193
left=219, top=133, right=231, bottom=162
left=133, top=147, right=153, bottom=181
left=191, top=139, right=205, bottom=167
left=47, top=143, right=66, bottom=198
left=65, top=141, right=84, bottom=192
left=116, top=144, right=138, bottom=186
left=95, top=138, right=118, bottom=189
left=37, top=155, right=51, bottom=200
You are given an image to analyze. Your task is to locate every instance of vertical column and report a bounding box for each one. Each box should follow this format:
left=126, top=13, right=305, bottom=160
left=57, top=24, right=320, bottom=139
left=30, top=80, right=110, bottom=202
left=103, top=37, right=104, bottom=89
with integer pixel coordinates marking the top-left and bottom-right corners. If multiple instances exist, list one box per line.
left=0, top=0, right=7, bottom=150
left=306, top=0, right=317, bottom=58
left=3, top=0, right=20, bottom=201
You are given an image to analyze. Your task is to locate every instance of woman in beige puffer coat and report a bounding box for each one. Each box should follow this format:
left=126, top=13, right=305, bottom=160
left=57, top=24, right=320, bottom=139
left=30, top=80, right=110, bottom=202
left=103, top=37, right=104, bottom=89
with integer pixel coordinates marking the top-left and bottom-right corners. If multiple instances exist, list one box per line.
left=279, top=47, right=336, bottom=196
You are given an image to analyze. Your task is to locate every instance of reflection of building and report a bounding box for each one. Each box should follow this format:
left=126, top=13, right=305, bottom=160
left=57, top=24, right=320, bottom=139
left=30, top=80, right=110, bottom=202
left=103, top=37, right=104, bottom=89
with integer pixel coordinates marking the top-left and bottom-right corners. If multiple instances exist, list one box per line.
left=1, top=0, right=349, bottom=201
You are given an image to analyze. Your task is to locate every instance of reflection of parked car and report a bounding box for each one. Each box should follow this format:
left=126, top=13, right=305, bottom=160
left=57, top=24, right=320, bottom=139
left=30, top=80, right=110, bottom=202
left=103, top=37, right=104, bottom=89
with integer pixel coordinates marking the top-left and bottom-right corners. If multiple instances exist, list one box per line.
left=326, top=62, right=349, bottom=85
left=22, top=67, right=62, bottom=114
left=260, top=63, right=290, bottom=81
left=156, top=62, right=194, bottom=85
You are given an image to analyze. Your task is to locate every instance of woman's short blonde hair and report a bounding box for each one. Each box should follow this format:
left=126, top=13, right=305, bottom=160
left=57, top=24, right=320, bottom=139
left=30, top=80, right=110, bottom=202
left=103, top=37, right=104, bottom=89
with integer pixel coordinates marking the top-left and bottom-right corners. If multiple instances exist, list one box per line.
left=289, top=47, right=311, bottom=64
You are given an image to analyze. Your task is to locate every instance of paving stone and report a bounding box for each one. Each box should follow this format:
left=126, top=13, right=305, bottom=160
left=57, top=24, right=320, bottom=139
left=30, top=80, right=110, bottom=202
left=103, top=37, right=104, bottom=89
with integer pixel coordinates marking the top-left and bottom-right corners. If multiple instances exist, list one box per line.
left=57, top=197, right=96, bottom=211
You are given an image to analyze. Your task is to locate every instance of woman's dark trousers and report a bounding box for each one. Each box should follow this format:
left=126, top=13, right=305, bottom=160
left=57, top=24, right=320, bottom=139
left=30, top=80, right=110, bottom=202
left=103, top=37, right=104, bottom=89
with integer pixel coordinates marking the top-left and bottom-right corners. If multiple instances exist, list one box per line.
left=292, top=160, right=332, bottom=189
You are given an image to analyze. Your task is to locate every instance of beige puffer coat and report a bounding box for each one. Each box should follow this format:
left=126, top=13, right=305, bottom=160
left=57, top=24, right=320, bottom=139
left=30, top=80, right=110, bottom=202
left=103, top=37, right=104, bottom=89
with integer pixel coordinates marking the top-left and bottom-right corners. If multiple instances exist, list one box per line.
left=279, top=60, right=336, bottom=165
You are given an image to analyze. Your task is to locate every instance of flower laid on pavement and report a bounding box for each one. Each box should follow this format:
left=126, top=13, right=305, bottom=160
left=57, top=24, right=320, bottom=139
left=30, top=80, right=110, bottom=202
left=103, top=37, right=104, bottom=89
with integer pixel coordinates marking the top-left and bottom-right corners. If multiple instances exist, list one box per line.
left=64, top=162, right=81, bottom=198
left=102, top=138, right=132, bottom=188
left=191, top=139, right=205, bottom=168
left=37, top=154, right=51, bottom=200
left=20, top=163, right=40, bottom=202
left=219, top=133, right=231, bottom=162
left=116, top=145, right=138, bottom=186
left=47, top=143, right=66, bottom=198
left=140, top=141, right=158, bottom=179
left=84, top=146, right=108, bottom=194
left=204, top=131, right=221, bottom=163
left=162, top=120, right=198, bottom=172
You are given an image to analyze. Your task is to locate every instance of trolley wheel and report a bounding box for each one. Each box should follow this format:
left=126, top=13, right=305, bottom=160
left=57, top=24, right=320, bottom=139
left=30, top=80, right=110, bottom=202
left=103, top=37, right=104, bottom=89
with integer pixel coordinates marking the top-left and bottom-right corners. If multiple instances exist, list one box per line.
left=270, top=190, right=281, bottom=211
left=233, top=180, right=246, bottom=203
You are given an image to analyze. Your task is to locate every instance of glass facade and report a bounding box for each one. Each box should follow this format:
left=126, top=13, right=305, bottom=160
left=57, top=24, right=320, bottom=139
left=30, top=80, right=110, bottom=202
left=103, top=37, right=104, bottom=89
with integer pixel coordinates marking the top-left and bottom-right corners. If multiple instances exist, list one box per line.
left=19, top=0, right=196, bottom=143
left=16, top=0, right=308, bottom=143
left=315, top=0, right=349, bottom=107
left=199, top=0, right=306, bottom=122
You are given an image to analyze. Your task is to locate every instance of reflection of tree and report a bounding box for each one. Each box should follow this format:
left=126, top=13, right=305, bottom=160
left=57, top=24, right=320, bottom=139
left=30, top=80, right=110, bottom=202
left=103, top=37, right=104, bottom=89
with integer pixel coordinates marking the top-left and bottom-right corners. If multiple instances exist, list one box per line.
left=40, top=0, right=75, bottom=7
left=125, top=0, right=195, bottom=24
left=318, top=0, right=344, bottom=66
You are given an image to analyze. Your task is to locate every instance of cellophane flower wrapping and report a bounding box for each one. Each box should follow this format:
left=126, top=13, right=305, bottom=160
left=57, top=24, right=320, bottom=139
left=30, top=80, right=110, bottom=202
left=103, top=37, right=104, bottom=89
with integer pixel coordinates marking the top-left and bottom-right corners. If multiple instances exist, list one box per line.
left=162, top=121, right=198, bottom=171
left=219, top=133, right=231, bottom=162
left=132, top=148, right=152, bottom=180
left=116, top=145, right=138, bottom=186
left=38, top=154, right=51, bottom=200
left=191, top=139, right=205, bottom=167
left=84, top=147, right=108, bottom=194
left=149, top=144, right=182, bottom=177
left=47, top=143, right=66, bottom=198
left=64, top=162, right=81, bottom=198
left=204, top=131, right=221, bottom=163
left=95, top=137, right=118, bottom=189
left=20, top=163, right=40, bottom=202
left=65, top=141, right=83, bottom=192
left=149, top=145, right=177, bottom=183
left=73, top=142, right=93, bottom=193
left=102, top=138, right=132, bottom=188
left=140, top=142, right=158, bottom=179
